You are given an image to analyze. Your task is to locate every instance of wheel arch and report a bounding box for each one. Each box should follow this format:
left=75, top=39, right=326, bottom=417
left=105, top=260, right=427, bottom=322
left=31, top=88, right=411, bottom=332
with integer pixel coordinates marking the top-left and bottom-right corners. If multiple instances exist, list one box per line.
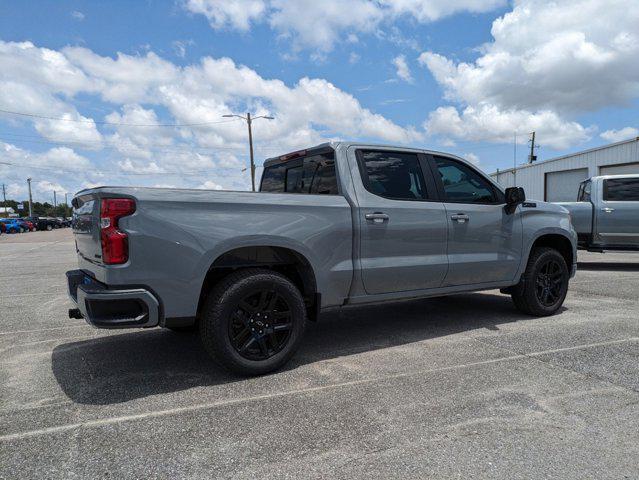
left=196, top=244, right=319, bottom=322
left=525, top=231, right=575, bottom=274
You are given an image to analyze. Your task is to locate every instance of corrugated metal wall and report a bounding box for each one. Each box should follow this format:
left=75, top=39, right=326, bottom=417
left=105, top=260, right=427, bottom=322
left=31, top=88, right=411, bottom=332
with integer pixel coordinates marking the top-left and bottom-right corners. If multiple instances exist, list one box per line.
left=491, top=138, right=639, bottom=201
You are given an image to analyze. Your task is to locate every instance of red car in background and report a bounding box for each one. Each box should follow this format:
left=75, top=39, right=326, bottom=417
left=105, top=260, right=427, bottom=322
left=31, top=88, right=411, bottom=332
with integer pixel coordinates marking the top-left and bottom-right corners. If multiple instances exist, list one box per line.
left=16, top=219, right=36, bottom=232
left=0, top=222, right=5, bottom=234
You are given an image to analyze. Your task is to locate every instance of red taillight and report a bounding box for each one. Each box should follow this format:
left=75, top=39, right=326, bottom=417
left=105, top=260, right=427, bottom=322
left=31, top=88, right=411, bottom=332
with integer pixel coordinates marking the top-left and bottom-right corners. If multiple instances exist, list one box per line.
left=100, top=198, right=136, bottom=265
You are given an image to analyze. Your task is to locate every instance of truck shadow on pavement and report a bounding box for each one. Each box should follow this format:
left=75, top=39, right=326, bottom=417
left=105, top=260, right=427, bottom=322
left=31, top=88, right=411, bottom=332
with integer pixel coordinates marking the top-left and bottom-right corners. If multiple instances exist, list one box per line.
left=52, top=292, right=546, bottom=405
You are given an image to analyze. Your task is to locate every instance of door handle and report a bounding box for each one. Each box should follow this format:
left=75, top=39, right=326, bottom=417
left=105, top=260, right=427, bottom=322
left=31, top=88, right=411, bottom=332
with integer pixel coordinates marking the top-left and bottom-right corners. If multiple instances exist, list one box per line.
left=365, top=212, right=389, bottom=224
left=451, top=213, right=469, bottom=223
left=601, top=207, right=615, bottom=213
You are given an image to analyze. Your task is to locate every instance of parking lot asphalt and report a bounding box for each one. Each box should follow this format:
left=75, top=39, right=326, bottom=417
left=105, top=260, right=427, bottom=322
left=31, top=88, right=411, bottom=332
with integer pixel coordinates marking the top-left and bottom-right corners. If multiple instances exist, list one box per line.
left=1, top=229, right=638, bottom=479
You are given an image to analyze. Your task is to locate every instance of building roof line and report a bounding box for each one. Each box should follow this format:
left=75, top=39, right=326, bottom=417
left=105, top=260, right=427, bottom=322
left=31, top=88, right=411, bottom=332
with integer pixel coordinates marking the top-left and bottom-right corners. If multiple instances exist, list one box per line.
left=492, top=136, right=638, bottom=175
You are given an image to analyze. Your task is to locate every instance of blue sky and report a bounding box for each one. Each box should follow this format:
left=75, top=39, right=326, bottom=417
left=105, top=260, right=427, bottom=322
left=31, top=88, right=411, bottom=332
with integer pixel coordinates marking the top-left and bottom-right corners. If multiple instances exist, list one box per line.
left=0, top=0, right=637, bottom=202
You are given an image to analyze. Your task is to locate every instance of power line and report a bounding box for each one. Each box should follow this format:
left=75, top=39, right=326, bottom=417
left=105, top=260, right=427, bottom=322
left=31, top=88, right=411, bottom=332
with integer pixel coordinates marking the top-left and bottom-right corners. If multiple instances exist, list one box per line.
left=0, top=133, right=283, bottom=155
left=0, top=108, right=244, bottom=128
left=0, top=159, right=249, bottom=177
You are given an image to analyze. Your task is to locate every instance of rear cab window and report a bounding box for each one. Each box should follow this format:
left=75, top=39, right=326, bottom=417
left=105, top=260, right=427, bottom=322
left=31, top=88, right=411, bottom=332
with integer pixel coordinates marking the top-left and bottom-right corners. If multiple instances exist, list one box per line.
left=260, top=150, right=338, bottom=195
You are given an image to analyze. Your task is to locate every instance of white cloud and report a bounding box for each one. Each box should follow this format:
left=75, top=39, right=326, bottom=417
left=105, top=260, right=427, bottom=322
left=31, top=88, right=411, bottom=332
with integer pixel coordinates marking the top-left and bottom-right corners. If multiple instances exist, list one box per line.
left=117, top=159, right=166, bottom=174
left=0, top=39, right=417, bottom=196
left=198, top=180, right=224, bottom=190
left=70, top=10, right=85, bottom=21
left=424, top=104, right=592, bottom=150
left=0, top=142, right=94, bottom=201
left=184, top=0, right=505, bottom=52
left=419, top=0, right=639, bottom=113
left=269, top=0, right=382, bottom=52
left=600, top=127, right=639, bottom=143
left=382, top=0, right=506, bottom=22
left=418, top=0, right=639, bottom=149
left=463, top=152, right=480, bottom=165
left=62, top=47, right=180, bottom=104
left=392, top=54, right=413, bottom=83
left=184, top=0, right=266, bottom=31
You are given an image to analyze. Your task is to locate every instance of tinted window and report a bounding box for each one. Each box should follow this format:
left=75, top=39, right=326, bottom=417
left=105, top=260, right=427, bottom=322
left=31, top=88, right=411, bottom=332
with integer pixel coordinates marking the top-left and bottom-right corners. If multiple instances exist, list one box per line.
left=604, top=178, right=639, bottom=201
left=359, top=151, right=427, bottom=200
left=260, top=152, right=337, bottom=194
left=310, top=161, right=338, bottom=194
left=260, top=164, right=286, bottom=192
left=578, top=180, right=591, bottom=202
left=433, top=156, right=497, bottom=204
left=285, top=165, right=304, bottom=192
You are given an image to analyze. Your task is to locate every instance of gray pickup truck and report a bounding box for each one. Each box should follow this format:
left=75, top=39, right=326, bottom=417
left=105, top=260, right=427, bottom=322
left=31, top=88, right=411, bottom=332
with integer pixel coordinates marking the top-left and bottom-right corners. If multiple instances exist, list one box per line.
left=557, top=174, right=639, bottom=251
left=67, top=142, right=577, bottom=375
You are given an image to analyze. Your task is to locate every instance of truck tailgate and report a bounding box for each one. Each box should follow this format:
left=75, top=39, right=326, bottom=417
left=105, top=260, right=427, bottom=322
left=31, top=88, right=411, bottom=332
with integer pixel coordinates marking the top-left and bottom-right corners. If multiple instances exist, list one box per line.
left=72, top=193, right=103, bottom=264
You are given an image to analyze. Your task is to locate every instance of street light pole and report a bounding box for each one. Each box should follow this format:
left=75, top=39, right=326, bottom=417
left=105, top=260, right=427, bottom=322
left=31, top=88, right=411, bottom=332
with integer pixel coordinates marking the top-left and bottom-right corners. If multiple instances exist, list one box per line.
left=27, top=178, right=33, bottom=217
left=246, top=113, right=256, bottom=192
left=223, top=113, right=274, bottom=192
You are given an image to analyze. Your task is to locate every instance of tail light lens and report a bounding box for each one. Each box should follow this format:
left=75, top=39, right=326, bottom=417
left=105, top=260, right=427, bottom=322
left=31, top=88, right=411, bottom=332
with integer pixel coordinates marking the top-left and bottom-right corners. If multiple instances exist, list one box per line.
left=100, top=198, right=136, bottom=264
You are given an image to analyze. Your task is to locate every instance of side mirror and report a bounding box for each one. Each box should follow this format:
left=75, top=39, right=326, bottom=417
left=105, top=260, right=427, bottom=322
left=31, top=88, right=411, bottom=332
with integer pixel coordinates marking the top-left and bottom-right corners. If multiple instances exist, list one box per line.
left=504, top=187, right=525, bottom=214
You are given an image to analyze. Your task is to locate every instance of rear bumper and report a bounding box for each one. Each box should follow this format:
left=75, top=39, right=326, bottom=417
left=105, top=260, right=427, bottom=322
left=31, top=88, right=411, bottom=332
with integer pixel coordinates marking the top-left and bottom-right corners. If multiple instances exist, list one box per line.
left=66, top=269, right=160, bottom=329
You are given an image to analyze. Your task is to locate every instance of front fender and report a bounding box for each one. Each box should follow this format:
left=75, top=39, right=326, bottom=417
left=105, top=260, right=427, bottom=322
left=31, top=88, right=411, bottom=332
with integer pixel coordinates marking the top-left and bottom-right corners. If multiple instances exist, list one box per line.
left=516, top=223, right=578, bottom=283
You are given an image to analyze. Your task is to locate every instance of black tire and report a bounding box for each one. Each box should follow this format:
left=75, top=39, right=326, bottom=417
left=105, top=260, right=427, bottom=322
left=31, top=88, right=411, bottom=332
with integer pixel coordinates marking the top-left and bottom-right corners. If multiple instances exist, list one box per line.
left=511, top=247, right=569, bottom=316
left=199, top=268, right=307, bottom=376
left=46, top=224, right=53, bottom=231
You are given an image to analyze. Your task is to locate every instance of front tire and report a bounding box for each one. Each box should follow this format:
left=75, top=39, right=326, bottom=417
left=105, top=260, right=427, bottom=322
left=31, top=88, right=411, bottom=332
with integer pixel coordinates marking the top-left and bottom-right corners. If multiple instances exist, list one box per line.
left=199, top=268, right=307, bottom=376
left=511, top=247, right=569, bottom=316
left=46, top=224, right=53, bottom=231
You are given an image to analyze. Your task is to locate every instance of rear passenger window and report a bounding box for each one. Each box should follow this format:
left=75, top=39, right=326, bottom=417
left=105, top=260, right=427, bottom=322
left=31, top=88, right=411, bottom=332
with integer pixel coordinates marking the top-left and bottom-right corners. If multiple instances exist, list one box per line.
left=604, top=178, right=639, bottom=201
left=358, top=151, right=428, bottom=201
left=260, top=152, right=338, bottom=194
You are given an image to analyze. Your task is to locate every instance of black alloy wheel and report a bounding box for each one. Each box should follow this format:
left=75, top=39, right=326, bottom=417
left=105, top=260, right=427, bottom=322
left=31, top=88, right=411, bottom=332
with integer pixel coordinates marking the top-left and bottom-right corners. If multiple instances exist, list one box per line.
left=511, top=246, right=569, bottom=316
left=199, top=268, right=307, bottom=376
left=535, top=259, right=564, bottom=307
left=229, top=289, right=293, bottom=360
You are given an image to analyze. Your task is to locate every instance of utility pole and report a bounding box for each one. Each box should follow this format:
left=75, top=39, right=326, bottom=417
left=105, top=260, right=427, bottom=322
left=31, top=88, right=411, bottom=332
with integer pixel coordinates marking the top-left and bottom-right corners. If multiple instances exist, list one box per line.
left=247, top=113, right=255, bottom=192
left=513, top=132, right=517, bottom=187
left=65, top=192, right=69, bottom=217
left=27, top=177, right=33, bottom=217
left=2, top=183, right=6, bottom=215
left=222, top=113, right=275, bottom=191
left=53, top=190, right=57, bottom=210
left=528, top=131, right=537, bottom=163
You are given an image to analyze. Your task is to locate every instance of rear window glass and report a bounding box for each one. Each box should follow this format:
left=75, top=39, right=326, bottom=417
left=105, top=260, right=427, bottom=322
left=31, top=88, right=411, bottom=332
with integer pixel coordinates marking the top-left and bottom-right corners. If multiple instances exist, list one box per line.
left=260, top=152, right=338, bottom=194
left=260, top=164, right=286, bottom=192
left=604, top=178, right=639, bottom=201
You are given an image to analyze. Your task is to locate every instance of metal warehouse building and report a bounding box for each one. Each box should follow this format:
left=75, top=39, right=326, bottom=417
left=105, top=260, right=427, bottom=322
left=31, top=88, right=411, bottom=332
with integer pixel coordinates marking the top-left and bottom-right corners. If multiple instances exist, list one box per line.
left=491, top=137, right=639, bottom=202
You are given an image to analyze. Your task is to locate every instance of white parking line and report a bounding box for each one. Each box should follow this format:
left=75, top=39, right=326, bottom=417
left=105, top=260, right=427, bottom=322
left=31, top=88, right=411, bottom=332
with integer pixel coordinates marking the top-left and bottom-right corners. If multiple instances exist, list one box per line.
left=1, top=336, right=637, bottom=442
